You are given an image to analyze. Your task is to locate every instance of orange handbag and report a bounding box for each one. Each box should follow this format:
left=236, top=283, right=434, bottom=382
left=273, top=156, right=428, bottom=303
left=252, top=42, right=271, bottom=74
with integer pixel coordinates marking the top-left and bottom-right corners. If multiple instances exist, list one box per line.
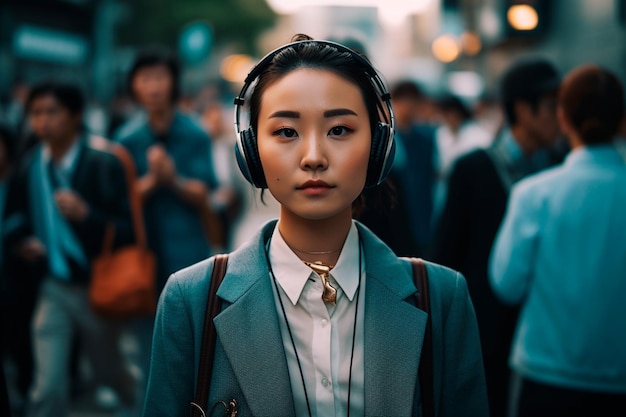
left=89, top=144, right=157, bottom=319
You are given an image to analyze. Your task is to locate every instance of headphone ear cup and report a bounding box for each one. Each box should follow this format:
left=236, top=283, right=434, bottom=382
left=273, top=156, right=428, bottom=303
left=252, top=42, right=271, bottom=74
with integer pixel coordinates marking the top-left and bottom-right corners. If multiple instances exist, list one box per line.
left=236, top=128, right=267, bottom=188
left=365, top=122, right=395, bottom=188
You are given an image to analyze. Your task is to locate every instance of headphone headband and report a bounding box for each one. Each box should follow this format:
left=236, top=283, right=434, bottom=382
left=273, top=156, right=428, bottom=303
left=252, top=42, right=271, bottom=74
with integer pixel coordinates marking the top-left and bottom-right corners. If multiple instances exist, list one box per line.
left=233, top=39, right=396, bottom=189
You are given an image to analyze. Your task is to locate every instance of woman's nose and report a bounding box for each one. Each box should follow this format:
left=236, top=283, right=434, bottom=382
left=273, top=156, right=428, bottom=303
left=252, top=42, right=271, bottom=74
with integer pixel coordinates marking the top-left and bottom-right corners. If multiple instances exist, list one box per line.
left=300, top=133, right=328, bottom=171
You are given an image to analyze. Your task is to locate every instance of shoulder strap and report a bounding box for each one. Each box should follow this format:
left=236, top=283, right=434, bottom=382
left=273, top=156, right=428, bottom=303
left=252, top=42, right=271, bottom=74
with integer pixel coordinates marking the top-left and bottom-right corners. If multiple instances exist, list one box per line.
left=110, top=143, right=148, bottom=248
left=191, top=253, right=229, bottom=417
left=410, top=257, right=434, bottom=417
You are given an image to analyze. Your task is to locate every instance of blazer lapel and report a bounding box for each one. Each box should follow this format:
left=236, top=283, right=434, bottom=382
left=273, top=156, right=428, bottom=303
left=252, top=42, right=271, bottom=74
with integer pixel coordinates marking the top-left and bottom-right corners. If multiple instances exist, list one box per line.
left=358, top=224, right=428, bottom=416
left=213, top=222, right=295, bottom=416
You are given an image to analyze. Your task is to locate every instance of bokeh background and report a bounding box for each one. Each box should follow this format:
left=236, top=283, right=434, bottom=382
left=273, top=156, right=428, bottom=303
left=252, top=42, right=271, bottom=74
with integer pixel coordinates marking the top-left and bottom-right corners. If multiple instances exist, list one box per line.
left=2, top=0, right=625, bottom=135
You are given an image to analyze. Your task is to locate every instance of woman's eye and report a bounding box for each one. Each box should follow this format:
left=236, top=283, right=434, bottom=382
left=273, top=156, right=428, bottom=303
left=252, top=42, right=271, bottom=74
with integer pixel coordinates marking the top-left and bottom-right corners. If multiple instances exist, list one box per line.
left=329, top=126, right=352, bottom=136
left=276, top=128, right=297, bottom=138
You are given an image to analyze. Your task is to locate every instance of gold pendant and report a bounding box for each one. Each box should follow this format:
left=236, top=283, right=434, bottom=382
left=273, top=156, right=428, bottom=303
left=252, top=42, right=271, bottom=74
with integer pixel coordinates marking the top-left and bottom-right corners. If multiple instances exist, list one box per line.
left=304, top=261, right=337, bottom=305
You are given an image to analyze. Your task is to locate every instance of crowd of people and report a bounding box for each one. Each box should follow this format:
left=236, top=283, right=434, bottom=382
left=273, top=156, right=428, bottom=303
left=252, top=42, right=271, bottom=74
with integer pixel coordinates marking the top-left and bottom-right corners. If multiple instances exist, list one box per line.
left=0, top=32, right=625, bottom=417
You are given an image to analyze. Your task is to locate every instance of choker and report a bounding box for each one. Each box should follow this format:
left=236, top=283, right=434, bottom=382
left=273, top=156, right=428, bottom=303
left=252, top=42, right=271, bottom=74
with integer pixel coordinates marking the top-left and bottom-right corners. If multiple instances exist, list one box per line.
left=290, top=246, right=342, bottom=255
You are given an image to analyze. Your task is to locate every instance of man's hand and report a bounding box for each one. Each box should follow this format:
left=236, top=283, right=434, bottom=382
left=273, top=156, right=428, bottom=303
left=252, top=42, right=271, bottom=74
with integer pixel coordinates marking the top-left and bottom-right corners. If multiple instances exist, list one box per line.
left=147, top=144, right=176, bottom=185
left=55, top=190, right=89, bottom=221
left=18, top=237, right=46, bottom=262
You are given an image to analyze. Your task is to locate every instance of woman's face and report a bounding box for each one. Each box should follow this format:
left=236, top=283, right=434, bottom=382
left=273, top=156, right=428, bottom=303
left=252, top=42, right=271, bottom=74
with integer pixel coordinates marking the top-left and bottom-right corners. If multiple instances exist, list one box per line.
left=257, top=68, right=371, bottom=222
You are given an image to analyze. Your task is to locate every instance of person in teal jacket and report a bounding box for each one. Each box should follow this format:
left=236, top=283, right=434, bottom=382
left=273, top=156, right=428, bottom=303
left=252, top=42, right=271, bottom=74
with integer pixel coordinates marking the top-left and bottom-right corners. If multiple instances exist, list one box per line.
left=143, top=34, right=488, bottom=417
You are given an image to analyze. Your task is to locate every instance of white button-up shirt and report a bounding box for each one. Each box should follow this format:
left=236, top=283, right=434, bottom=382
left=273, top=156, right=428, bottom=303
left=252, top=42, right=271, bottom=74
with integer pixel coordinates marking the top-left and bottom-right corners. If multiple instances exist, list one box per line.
left=268, top=221, right=365, bottom=417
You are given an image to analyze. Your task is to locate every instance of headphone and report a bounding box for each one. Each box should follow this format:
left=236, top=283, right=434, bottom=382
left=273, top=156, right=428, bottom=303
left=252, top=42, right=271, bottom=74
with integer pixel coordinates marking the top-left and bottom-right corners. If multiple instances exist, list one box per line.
left=233, top=39, right=396, bottom=189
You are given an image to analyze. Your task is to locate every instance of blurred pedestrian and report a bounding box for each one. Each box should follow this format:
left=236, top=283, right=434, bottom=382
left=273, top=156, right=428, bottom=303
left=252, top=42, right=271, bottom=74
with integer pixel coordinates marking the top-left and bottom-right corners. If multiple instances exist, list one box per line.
left=3, top=80, right=137, bottom=417
left=113, top=48, right=219, bottom=416
left=143, top=33, right=488, bottom=417
left=2, top=79, right=30, bottom=144
left=199, top=99, right=243, bottom=251
left=0, top=123, right=31, bottom=416
left=432, top=58, right=563, bottom=417
left=388, top=79, right=437, bottom=257
left=431, top=93, right=492, bottom=228
left=490, top=64, right=626, bottom=417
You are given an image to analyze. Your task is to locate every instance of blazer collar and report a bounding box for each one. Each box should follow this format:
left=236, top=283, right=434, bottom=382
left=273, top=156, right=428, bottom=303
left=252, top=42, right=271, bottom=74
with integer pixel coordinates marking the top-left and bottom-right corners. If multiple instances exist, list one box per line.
left=214, top=220, right=428, bottom=416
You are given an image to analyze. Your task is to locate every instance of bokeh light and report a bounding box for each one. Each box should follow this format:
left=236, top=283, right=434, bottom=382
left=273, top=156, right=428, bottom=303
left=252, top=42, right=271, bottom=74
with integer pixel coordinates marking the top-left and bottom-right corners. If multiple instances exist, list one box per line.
left=507, top=4, right=539, bottom=30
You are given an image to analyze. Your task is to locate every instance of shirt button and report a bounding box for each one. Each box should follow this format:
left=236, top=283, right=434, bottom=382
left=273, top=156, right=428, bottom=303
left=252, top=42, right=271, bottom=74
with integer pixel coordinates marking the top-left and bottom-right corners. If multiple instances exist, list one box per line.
left=321, top=377, right=330, bottom=387
left=321, top=319, right=328, bottom=327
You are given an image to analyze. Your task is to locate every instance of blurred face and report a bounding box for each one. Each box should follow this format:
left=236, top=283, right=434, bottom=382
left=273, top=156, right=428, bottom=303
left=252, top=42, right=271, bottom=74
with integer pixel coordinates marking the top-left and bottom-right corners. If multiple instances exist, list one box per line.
left=257, top=68, right=371, bottom=222
left=392, top=97, right=418, bottom=128
left=28, top=95, right=81, bottom=146
left=525, top=93, right=560, bottom=148
left=131, top=64, right=173, bottom=112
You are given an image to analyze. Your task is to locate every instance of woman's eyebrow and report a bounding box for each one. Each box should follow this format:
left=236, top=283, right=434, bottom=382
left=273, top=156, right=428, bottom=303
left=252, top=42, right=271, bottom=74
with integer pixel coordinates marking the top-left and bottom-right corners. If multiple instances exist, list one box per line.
left=269, top=110, right=299, bottom=118
left=324, top=108, right=357, bottom=117
left=268, top=108, right=357, bottom=118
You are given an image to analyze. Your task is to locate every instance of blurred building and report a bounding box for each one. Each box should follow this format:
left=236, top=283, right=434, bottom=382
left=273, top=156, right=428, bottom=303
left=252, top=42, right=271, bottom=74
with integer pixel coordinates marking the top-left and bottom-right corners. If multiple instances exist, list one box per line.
left=0, top=0, right=123, bottom=105
left=3, top=0, right=625, bottom=118
left=260, top=0, right=626, bottom=105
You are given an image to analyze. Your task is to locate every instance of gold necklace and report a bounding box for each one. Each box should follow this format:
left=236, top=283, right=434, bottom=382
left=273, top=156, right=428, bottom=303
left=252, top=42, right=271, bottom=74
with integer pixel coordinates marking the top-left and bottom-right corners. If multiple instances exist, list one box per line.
left=291, top=246, right=342, bottom=255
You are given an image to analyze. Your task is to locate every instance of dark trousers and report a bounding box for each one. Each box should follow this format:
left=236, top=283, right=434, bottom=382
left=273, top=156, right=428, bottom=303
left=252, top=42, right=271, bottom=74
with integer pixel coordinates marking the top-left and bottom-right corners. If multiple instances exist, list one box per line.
left=514, top=376, right=626, bottom=417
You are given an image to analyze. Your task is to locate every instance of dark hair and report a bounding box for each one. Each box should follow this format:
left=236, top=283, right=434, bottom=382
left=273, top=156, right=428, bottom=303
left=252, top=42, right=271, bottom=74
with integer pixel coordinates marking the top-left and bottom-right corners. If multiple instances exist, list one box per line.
left=127, top=48, right=180, bottom=103
left=500, top=58, right=560, bottom=125
left=390, top=80, right=424, bottom=101
left=558, top=64, right=624, bottom=145
left=248, top=34, right=383, bottom=143
left=436, top=93, right=472, bottom=121
left=25, top=80, right=85, bottom=115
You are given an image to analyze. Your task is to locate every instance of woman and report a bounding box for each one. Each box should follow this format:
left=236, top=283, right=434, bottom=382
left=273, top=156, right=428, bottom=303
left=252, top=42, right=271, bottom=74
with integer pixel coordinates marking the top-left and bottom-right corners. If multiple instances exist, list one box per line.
left=490, top=65, right=626, bottom=416
left=143, top=34, right=487, bottom=417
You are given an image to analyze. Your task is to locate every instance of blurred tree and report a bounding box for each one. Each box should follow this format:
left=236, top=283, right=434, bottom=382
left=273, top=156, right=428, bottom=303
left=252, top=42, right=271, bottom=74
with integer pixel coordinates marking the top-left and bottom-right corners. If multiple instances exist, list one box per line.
left=116, top=0, right=276, bottom=55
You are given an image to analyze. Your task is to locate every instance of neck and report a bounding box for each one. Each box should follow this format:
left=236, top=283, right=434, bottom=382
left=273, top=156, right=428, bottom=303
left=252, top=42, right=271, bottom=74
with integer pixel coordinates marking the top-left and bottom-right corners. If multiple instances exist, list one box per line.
left=50, top=135, right=78, bottom=162
left=148, top=106, right=174, bottom=134
left=278, top=209, right=352, bottom=266
left=510, top=125, right=538, bottom=156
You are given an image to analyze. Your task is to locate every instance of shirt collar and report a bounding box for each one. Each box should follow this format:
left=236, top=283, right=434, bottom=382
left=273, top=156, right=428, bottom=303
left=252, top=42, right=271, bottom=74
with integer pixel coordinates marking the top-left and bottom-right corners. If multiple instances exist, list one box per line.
left=565, top=143, right=625, bottom=166
left=498, top=127, right=552, bottom=175
left=500, top=127, right=524, bottom=163
left=269, top=221, right=361, bottom=305
left=43, top=135, right=82, bottom=177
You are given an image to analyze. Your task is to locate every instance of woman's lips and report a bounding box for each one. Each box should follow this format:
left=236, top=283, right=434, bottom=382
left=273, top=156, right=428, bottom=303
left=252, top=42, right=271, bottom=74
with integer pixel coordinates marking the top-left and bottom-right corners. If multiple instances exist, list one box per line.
left=298, top=180, right=333, bottom=195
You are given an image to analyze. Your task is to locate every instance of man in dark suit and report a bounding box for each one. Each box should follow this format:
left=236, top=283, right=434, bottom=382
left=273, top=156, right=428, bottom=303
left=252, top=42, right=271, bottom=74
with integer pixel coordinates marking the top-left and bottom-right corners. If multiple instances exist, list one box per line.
left=431, top=59, right=565, bottom=417
left=2, top=81, right=136, bottom=417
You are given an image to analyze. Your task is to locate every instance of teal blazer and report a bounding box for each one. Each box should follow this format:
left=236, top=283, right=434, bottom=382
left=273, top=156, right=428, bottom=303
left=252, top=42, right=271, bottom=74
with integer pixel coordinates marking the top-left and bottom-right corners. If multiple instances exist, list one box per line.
left=143, top=220, right=488, bottom=417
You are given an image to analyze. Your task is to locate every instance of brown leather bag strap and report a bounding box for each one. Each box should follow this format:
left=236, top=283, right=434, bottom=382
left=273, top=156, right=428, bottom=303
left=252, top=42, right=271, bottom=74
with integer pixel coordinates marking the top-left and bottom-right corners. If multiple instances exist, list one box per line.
left=410, top=257, right=434, bottom=417
left=109, top=143, right=147, bottom=248
left=191, top=254, right=229, bottom=417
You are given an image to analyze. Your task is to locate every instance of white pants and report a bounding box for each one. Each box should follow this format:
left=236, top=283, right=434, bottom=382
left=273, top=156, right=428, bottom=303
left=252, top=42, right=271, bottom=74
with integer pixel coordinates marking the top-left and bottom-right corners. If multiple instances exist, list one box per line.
left=26, top=278, right=136, bottom=417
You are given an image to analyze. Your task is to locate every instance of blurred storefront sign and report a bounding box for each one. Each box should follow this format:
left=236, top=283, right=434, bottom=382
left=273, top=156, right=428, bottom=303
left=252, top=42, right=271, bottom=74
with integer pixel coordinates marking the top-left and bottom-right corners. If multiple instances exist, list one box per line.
left=12, top=24, right=88, bottom=65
